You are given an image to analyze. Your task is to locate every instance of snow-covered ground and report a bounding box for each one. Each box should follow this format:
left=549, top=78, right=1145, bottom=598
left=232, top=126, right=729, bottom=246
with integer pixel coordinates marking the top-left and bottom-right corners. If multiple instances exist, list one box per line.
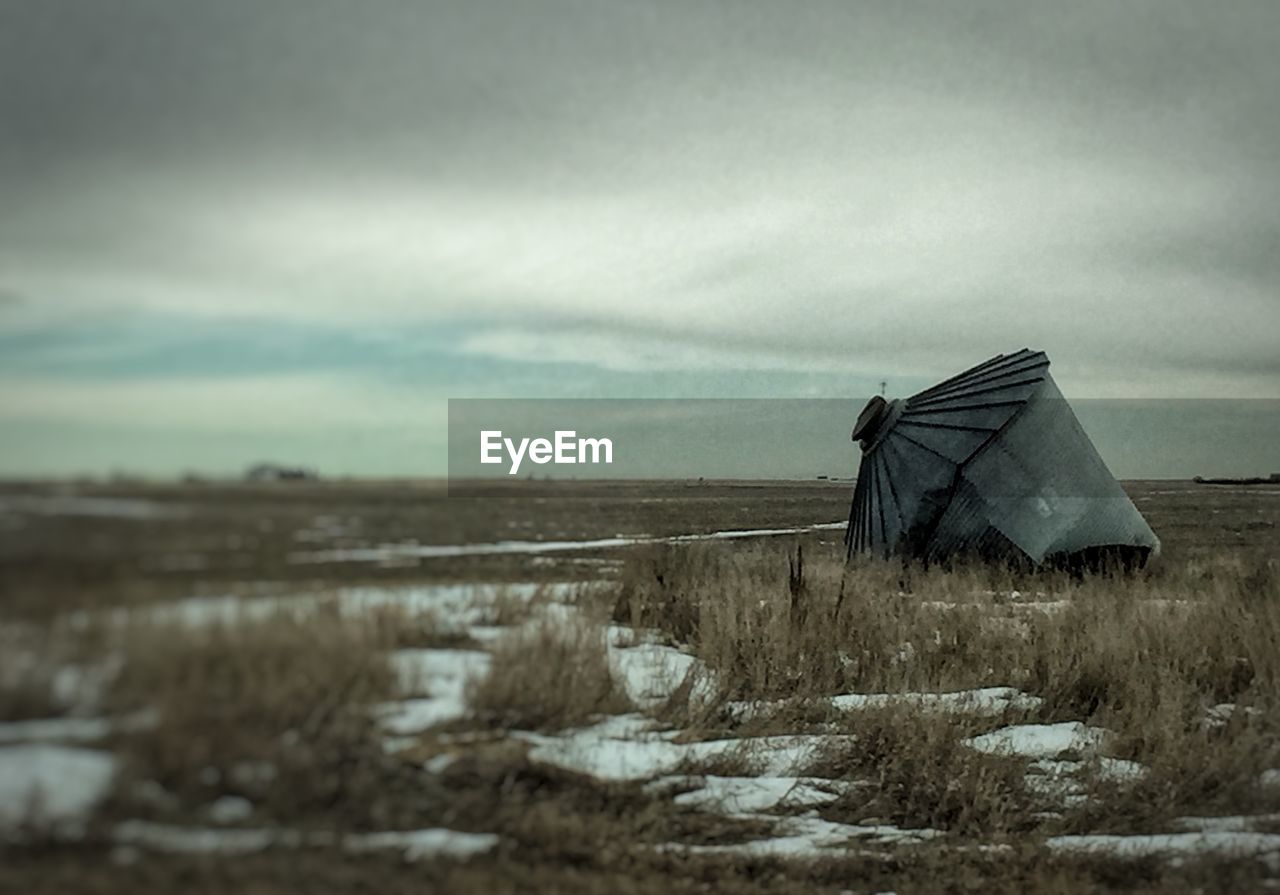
left=964, top=721, right=1112, bottom=759
left=111, top=820, right=498, bottom=859
left=653, top=775, right=851, bottom=813
left=378, top=648, right=493, bottom=737
left=607, top=634, right=712, bottom=709
left=0, top=745, right=117, bottom=834
left=729, top=686, right=1043, bottom=722
left=4, top=569, right=1277, bottom=877
left=513, top=714, right=856, bottom=782
left=668, top=812, right=941, bottom=858
left=1047, top=831, right=1280, bottom=870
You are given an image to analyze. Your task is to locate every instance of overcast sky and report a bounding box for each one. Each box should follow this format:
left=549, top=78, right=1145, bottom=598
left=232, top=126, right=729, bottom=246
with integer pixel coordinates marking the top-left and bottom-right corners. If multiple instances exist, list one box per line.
left=1, top=1, right=1277, bottom=476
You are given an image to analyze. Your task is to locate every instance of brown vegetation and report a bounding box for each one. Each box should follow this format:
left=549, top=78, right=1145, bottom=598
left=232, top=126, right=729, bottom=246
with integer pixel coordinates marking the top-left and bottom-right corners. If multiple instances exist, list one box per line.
left=1, top=480, right=1278, bottom=892
left=102, top=610, right=444, bottom=830
left=468, top=616, right=632, bottom=731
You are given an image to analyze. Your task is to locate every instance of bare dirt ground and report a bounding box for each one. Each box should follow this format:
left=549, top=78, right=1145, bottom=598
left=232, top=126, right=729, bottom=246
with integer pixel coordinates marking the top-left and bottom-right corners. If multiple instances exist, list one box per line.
left=1, top=478, right=1277, bottom=892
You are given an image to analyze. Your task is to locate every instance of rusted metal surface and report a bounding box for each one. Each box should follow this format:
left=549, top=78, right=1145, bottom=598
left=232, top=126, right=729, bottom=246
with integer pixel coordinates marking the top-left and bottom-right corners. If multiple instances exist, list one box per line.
left=845, top=349, right=1160, bottom=567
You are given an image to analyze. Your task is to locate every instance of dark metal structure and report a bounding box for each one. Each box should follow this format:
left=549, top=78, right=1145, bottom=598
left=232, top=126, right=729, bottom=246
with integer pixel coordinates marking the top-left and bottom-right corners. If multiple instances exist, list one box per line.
left=845, top=349, right=1159, bottom=568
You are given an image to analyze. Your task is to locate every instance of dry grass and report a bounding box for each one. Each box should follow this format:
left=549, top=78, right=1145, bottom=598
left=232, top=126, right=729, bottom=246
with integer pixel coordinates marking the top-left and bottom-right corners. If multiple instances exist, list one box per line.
left=365, top=604, right=480, bottom=649
left=4, top=833, right=1276, bottom=894
left=811, top=706, right=1039, bottom=835
left=0, top=625, right=108, bottom=720
left=3, top=481, right=1278, bottom=892
left=0, top=652, right=68, bottom=721
left=616, top=541, right=1280, bottom=832
left=432, top=739, right=777, bottom=862
left=101, top=609, right=443, bottom=830
left=467, top=584, right=558, bottom=627
left=616, top=543, right=1050, bottom=699
left=467, top=616, right=632, bottom=731
left=0, top=479, right=854, bottom=621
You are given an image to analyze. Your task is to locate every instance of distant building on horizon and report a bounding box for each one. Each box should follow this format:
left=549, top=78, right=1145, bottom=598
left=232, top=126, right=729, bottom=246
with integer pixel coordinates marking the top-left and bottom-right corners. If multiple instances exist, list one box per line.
left=245, top=462, right=318, bottom=482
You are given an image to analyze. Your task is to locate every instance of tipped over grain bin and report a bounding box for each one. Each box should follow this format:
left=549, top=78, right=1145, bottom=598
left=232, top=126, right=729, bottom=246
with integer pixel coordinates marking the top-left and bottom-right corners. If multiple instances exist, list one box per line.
left=845, top=349, right=1159, bottom=569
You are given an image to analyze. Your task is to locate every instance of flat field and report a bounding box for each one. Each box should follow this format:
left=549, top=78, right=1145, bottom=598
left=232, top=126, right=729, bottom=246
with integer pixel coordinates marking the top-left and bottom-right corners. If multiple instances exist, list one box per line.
left=1, top=479, right=1278, bottom=892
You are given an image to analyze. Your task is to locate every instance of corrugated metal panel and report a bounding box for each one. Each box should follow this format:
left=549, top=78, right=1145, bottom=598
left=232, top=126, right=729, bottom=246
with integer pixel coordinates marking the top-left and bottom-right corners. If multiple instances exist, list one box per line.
left=845, top=349, right=1160, bottom=567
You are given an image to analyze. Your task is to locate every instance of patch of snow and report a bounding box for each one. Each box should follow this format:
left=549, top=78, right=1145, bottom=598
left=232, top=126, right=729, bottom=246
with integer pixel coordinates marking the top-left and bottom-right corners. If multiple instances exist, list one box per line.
left=730, top=686, right=1041, bottom=722
left=515, top=714, right=853, bottom=782
left=115, top=821, right=289, bottom=853
left=604, top=624, right=669, bottom=648
left=1175, top=814, right=1280, bottom=834
left=378, top=697, right=464, bottom=736
left=0, top=745, right=117, bottom=834
left=0, top=716, right=113, bottom=744
left=1028, top=757, right=1145, bottom=783
left=668, top=812, right=939, bottom=858
left=924, top=598, right=1070, bottom=614
left=517, top=716, right=688, bottom=781
left=206, top=795, right=253, bottom=824
left=667, top=523, right=847, bottom=543
left=288, top=522, right=847, bottom=564
left=697, top=735, right=854, bottom=777
left=1023, top=758, right=1146, bottom=806
left=0, top=709, right=156, bottom=745
left=388, top=648, right=490, bottom=697
left=1047, top=831, right=1280, bottom=865
left=424, top=753, right=459, bottom=774
left=1202, top=702, right=1263, bottom=731
left=70, top=581, right=586, bottom=632
left=1097, top=758, right=1149, bottom=782
left=113, top=820, right=498, bottom=858
left=1260, top=769, right=1280, bottom=788
left=377, top=647, right=490, bottom=735
left=608, top=642, right=702, bottom=709
left=652, top=775, right=848, bottom=814
left=381, top=735, right=418, bottom=754
left=345, top=828, right=498, bottom=859
left=964, top=722, right=1111, bottom=759
left=834, top=686, right=1041, bottom=715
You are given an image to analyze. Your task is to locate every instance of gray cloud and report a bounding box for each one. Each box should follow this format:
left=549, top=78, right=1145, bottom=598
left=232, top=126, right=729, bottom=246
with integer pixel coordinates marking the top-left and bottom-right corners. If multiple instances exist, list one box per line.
left=2, top=0, right=1278, bottom=398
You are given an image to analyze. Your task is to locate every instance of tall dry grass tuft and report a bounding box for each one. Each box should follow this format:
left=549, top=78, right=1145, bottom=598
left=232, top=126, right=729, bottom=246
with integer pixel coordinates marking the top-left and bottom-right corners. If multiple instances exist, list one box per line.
left=814, top=705, right=1038, bottom=835
left=619, top=542, right=1280, bottom=824
left=104, top=607, right=437, bottom=828
left=616, top=542, right=1045, bottom=699
left=468, top=617, right=632, bottom=731
left=612, top=545, right=717, bottom=643
left=619, top=543, right=1278, bottom=704
left=364, top=604, right=477, bottom=649
left=1035, top=557, right=1280, bottom=828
